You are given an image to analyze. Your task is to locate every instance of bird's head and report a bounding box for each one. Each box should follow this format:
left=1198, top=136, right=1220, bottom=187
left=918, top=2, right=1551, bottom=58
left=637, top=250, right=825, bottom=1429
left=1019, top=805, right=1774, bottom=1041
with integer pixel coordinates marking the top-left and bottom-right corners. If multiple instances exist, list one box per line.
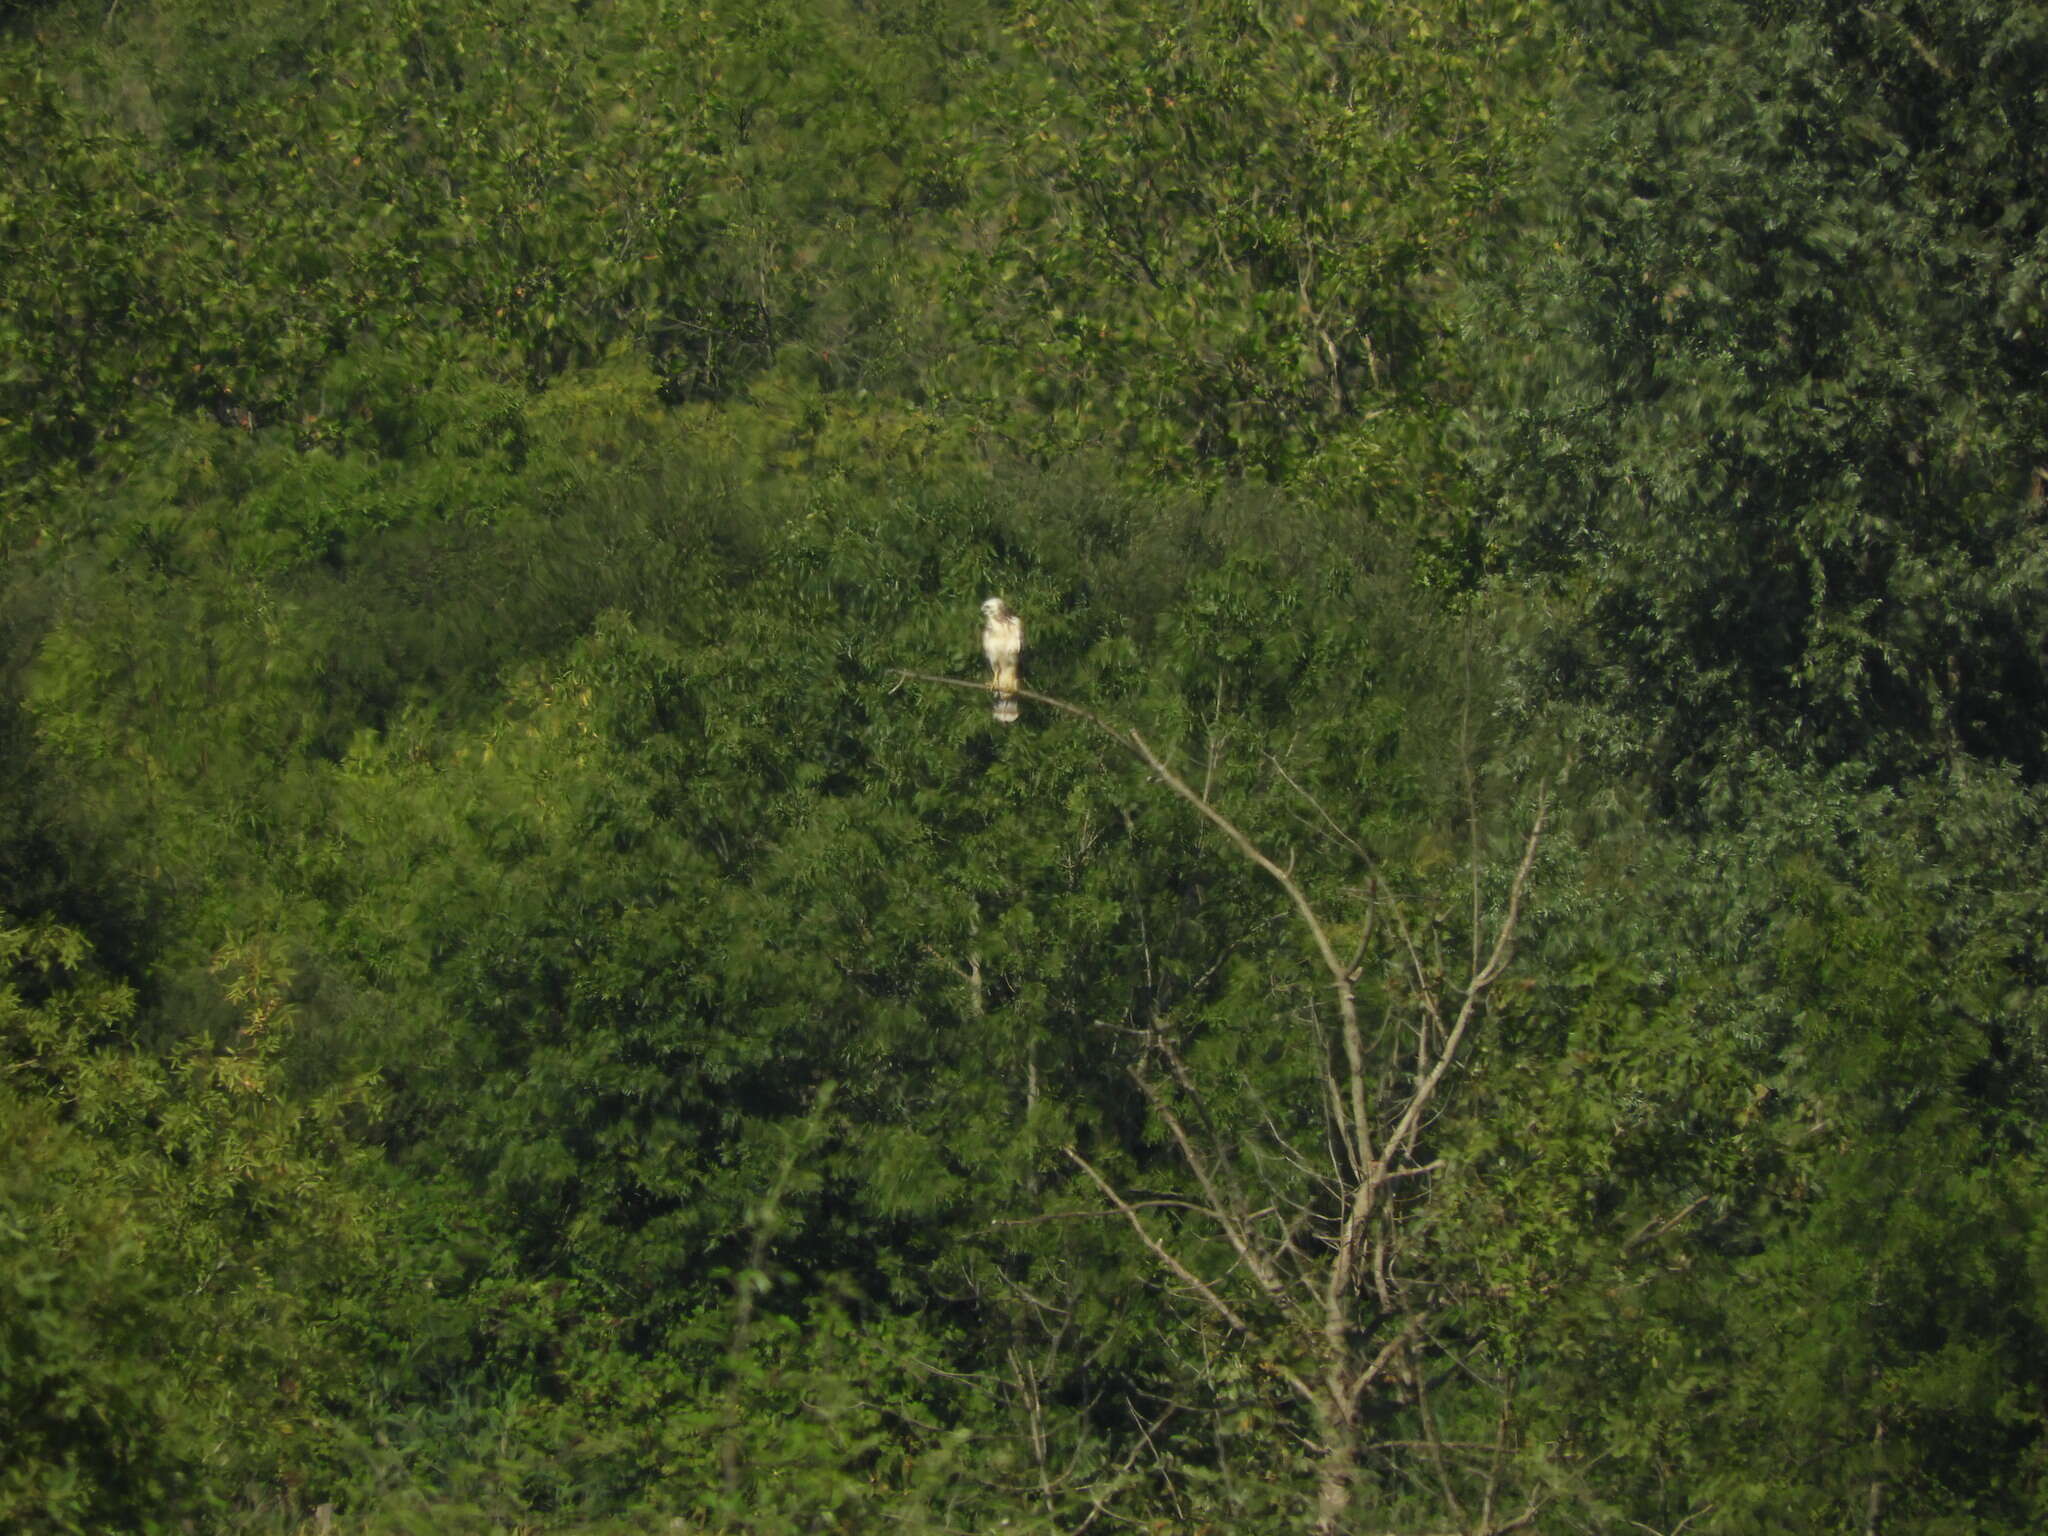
left=982, top=597, right=1011, bottom=620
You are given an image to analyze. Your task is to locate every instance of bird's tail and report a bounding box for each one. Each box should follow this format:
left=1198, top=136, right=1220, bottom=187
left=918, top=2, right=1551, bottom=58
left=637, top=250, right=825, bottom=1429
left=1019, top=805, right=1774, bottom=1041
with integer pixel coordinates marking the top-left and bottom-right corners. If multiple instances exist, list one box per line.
left=993, top=662, right=1020, bottom=723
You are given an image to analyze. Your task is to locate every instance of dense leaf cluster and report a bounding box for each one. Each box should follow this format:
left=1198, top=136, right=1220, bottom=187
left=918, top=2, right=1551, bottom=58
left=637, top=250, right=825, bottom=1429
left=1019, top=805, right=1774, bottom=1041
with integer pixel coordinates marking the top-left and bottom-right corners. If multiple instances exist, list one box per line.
left=1475, top=0, right=2048, bottom=796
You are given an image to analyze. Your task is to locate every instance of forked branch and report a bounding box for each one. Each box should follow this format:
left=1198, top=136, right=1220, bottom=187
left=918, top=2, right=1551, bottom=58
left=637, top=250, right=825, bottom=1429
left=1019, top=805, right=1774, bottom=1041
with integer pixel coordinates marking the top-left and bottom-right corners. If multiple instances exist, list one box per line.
left=899, top=668, right=1550, bottom=1536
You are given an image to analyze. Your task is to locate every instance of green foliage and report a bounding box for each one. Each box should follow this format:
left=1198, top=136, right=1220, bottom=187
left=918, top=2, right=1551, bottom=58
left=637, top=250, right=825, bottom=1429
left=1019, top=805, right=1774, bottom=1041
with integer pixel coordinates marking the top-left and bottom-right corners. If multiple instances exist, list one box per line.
left=1, top=0, right=960, bottom=538
left=15, top=426, right=1470, bottom=1523
left=1473, top=0, right=2048, bottom=797
left=945, top=0, right=1564, bottom=506
left=0, top=915, right=382, bottom=1530
left=5, top=0, right=1557, bottom=547
left=10, top=0, right=2048, bottom=1527
left=1445, top=767, right=2048, bottom=1532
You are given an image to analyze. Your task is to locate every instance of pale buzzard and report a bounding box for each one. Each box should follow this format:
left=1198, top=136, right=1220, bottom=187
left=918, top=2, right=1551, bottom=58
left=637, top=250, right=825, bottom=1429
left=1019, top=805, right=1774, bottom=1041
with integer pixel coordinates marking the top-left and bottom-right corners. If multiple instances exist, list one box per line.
left=981, top=597, right=1023, bottom=723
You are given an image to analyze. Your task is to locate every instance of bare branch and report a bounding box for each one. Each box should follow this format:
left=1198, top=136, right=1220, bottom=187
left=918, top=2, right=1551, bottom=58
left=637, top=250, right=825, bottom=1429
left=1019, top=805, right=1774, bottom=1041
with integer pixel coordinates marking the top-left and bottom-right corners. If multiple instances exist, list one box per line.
left=1064, top=1147, right=1248, bottom=1329
left=898, top=671, right=1363, bottom=1061
left=1339, top=1311, right=1430, bottom=1420
left=1623, top=1194, right=1711, bottom=1253
left=1462, top=631, right=1484, bottom=984
left=1626, top=1504, right=1717, bottom=1536
left=1266, top=752, right=1379, bottom=876
left=1382, top=785, right=1551, bottom=1169
left=990, top=1197, right=1227, bottom=1229
left=1128, top=1069, right=1311, bottom=1329
left=1411, top=1334, right=1469, bottom=1527
left=898, top=669, right=1552, bottom=1535
left=1476, top=1382, right=1515, bottom=1534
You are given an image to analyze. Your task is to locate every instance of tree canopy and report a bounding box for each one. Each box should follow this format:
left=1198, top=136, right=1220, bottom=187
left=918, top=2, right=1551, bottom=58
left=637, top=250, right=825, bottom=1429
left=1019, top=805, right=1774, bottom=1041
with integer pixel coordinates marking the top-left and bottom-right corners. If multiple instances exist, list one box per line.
left=3, top=0, right=2045, bottom=1532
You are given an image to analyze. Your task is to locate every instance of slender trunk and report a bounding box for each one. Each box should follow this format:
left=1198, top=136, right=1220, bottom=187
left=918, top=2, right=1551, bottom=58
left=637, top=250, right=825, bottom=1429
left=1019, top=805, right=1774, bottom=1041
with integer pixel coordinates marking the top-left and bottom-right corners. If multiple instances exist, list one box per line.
left=1314, top=1408, right=1358, bottom=1536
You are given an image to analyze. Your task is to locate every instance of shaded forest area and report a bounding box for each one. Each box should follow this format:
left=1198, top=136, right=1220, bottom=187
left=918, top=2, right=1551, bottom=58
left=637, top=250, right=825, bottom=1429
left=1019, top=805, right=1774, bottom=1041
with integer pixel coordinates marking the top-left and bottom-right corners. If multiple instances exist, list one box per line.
left=4, top=0, right=2047, bottom=1531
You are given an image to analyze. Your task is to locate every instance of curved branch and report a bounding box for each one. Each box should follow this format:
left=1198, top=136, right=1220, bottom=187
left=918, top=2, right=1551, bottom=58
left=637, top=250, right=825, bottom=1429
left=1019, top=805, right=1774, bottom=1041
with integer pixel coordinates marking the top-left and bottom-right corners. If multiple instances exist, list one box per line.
left=896, top=669, right=1371, bottom=1162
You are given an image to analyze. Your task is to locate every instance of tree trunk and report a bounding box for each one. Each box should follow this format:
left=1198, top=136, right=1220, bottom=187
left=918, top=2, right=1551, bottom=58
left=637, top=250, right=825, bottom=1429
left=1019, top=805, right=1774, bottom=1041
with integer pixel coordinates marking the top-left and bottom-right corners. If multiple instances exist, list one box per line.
left=1314, top=1409, right=1358, bottom=1536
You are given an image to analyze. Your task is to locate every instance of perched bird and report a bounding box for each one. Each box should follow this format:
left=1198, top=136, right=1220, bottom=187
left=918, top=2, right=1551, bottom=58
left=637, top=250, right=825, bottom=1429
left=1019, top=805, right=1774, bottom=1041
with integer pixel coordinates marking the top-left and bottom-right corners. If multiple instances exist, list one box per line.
left=981, top=597, right=1023, bottom=723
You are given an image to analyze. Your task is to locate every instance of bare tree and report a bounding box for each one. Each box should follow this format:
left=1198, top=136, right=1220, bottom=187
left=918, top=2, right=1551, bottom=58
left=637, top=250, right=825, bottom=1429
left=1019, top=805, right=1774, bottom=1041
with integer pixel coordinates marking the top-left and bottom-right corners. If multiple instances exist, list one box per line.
left=901, top=670, right=1550, bottom=1536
